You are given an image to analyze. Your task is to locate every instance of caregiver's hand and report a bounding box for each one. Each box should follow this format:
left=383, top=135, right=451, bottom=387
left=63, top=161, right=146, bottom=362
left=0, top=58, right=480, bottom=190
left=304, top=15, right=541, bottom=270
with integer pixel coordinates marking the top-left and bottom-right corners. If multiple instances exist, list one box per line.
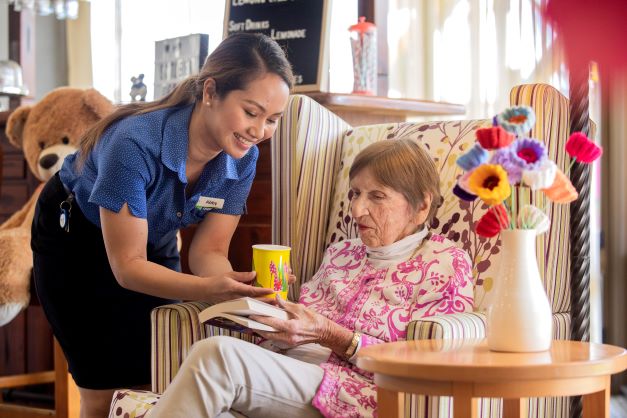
left=205, top=271, right=273, bottom=303
left=286, top=263, right=296, bottom=285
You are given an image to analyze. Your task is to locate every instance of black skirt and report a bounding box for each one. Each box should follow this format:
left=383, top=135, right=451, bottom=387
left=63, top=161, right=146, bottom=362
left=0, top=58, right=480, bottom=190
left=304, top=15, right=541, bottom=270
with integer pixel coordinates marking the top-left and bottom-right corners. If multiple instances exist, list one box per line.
left=31, top=173, right=180, bottom=389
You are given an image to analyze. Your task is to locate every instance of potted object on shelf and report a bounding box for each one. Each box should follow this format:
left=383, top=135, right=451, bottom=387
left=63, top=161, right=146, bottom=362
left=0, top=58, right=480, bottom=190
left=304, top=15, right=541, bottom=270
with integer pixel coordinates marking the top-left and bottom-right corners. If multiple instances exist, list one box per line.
left=348, top=17, right=377, bottom=96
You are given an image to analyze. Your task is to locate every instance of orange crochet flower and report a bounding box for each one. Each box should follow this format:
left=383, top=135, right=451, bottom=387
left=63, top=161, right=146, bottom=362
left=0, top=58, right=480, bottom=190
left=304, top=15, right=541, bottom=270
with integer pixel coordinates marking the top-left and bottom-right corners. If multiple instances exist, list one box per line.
left=541, top=169, right=578, bottom=203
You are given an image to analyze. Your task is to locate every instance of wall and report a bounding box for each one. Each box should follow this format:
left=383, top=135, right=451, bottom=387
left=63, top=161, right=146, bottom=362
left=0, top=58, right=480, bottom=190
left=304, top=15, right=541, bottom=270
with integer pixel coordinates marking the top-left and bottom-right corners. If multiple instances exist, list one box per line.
left=0, top=1, right=7, bottom=59
left=66, top=1, right=92, bottom=88
left=19, top=9, right=68, bottom=103
left=602, top=72, right=627, bottom=390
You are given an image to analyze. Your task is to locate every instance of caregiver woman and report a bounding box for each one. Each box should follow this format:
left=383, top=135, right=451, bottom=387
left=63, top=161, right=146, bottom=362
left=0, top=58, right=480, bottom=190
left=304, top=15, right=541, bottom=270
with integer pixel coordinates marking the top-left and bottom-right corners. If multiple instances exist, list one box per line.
left=31, top=33, right=292, bottom=418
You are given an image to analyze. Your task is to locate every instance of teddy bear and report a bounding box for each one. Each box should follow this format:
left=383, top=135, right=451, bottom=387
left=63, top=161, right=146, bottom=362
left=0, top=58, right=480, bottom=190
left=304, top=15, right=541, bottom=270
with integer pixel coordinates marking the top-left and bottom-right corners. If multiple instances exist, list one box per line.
left=0, top=87, right=114, bottom=326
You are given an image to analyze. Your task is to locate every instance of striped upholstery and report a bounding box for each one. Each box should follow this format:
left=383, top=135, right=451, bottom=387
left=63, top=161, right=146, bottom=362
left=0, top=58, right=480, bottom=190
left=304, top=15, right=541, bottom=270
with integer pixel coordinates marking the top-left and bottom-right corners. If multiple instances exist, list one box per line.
left=510, top=84, right=572, bottom=313
left=407, top=312, right=487, bottom=341
left=271, top=95, right=350, bottom=298
left=149, top=84, right=573, bottom=418
left=151, top=301, right=259, bottom=394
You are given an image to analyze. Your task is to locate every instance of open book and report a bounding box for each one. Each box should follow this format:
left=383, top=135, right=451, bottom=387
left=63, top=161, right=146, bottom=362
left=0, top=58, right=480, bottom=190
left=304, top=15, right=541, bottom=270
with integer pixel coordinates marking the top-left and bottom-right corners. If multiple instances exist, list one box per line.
left=198, top=297, right=289, bottom=332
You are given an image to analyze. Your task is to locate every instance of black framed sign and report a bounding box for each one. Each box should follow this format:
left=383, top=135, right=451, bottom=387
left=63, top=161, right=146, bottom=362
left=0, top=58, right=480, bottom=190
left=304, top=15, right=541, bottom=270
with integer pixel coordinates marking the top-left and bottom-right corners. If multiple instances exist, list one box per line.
left=223, top=0, right=330, bottom=92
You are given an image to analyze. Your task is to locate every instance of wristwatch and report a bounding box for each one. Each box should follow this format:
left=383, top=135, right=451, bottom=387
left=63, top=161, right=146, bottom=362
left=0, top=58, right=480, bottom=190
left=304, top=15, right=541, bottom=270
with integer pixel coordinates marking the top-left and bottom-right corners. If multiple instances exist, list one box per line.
left=344, top=331, right=362, bottom=359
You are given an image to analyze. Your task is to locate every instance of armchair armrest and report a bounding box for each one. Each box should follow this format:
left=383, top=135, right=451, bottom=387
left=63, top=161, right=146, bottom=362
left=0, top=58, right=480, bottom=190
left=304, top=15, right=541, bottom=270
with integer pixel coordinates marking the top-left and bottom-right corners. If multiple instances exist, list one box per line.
left=150, top=301, right=257, bottom=394
left=407, top=312, right=487, bottom=340
left=406, top=311, right=571, bottom=341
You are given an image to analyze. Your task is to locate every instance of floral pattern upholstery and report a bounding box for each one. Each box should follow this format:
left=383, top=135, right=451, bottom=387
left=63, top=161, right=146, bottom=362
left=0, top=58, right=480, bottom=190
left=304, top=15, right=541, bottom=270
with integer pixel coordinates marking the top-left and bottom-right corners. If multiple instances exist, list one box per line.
left=108, top=389, right=159, bottom=418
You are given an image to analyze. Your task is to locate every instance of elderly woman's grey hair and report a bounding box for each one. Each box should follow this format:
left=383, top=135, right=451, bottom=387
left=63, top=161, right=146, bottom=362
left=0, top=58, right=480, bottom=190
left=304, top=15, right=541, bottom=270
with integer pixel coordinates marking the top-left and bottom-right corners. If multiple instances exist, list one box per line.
left=348, top=138, right=442, bottom=226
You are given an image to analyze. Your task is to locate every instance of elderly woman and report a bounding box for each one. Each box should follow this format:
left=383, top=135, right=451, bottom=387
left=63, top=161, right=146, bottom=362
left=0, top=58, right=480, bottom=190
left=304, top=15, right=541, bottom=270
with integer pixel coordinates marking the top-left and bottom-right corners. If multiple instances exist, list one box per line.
left=148, top=139, right=474, bottom=418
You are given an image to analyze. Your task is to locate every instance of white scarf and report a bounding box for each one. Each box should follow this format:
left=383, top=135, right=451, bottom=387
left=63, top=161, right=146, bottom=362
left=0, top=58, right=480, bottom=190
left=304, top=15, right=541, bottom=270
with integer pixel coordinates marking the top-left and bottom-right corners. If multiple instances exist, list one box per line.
left=365, top=227, right=429, bottom=261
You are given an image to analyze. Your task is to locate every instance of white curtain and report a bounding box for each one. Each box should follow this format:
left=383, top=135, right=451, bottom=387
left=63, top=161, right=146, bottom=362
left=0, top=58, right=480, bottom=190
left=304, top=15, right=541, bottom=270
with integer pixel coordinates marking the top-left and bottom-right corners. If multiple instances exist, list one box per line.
left=388, top=0, right=567, bottom=119
left=66, top=0, right=92, bottom=88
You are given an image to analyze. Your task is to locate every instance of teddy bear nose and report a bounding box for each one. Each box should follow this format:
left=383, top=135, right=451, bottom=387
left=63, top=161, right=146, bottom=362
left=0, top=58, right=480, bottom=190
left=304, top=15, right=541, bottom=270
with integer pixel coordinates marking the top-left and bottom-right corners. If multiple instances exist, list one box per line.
left=39, top=154, right=59, bottom=169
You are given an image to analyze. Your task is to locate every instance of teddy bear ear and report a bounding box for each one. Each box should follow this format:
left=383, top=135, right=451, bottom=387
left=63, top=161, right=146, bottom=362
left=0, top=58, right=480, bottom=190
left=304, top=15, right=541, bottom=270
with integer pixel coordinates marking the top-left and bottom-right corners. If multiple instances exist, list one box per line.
left=82, top=88, right=115, bottom=119
left=5, top=106, right=32, bottom=150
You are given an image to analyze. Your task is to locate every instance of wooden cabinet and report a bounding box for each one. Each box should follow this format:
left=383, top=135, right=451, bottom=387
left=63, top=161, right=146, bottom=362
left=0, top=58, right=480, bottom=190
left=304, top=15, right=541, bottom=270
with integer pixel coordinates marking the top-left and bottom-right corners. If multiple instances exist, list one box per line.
left=0, top=111, right=40, bottom=224
left=0, top=111, right=54, bottom=386
left=0, top=8, right=56, bottom=403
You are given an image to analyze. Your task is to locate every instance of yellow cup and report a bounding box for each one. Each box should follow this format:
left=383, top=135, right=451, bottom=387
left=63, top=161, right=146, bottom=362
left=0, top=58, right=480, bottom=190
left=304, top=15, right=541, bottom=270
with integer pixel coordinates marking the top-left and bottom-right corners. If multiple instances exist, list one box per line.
left=252, top=244, right=291, bottom=300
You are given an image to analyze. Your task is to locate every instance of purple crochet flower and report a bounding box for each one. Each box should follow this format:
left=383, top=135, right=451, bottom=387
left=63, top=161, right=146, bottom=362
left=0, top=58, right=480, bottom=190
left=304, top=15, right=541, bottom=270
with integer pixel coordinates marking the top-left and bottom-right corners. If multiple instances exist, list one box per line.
left=511, top=138, right=547, bottom=170
left=453, top=184, right=477, bottom=201
left=456, top=144, right=489, bottom=171
left=490, top=138, right=547, bottom=184
left=490, top=148, right=523, bottom=184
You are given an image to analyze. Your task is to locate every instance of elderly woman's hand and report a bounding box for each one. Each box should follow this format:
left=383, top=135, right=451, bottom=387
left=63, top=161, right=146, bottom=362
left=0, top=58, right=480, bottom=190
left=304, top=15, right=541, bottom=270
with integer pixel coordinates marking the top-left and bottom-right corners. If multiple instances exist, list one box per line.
left=251, top=297, right=353, bottom=353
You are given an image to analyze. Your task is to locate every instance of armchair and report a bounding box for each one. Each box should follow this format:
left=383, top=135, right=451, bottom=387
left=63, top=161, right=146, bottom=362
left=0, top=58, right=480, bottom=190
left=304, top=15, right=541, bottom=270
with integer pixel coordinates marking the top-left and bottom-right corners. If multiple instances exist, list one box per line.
left=110, top=84, right=573, bottom=418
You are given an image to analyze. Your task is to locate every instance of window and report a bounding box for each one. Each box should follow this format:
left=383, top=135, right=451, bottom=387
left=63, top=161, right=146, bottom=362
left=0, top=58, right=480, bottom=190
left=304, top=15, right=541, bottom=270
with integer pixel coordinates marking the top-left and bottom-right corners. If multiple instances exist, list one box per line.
left=387, top=0, right=567, bottom=118
left=90, top=0, right=356, bottom=102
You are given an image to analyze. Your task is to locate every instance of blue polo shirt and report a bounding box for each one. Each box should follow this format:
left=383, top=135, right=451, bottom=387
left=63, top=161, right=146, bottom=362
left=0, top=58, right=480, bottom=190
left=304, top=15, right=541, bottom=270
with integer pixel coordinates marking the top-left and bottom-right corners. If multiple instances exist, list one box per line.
left=59, top=104, right=258, bottom=244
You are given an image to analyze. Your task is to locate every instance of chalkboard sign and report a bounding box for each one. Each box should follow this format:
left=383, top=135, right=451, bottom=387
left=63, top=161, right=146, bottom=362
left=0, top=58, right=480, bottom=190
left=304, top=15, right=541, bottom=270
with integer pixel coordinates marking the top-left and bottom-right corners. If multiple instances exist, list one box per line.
left=224, top=0, right=330, bottom=92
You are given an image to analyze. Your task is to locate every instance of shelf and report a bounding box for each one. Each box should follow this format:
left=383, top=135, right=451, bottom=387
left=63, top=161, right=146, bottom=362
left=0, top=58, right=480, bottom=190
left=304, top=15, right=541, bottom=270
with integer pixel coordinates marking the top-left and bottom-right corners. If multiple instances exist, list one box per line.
left=305, top=93, right=466, bottom=118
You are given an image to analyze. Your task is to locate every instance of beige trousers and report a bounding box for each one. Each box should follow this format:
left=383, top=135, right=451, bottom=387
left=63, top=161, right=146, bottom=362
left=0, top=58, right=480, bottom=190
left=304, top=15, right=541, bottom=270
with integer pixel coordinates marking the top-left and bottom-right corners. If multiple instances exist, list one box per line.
left=148, top=336, right=326, bottom=418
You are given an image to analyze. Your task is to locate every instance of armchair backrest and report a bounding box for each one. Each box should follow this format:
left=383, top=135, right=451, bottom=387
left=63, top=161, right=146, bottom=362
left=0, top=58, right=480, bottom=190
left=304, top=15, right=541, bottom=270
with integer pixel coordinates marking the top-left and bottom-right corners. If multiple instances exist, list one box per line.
left=272, top=84, right=571, bottom=317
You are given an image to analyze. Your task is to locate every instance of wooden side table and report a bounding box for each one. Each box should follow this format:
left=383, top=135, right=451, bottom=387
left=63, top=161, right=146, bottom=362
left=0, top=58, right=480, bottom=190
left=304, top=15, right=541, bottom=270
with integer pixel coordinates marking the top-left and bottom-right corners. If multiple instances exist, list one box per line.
left=357, top=339, right=627, bottom=418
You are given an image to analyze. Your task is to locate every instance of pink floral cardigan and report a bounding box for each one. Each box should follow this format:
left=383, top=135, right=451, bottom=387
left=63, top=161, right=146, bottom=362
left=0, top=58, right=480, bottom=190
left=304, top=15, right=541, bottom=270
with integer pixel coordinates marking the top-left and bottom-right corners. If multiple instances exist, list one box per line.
left=299, top=234, right=474, bottom=418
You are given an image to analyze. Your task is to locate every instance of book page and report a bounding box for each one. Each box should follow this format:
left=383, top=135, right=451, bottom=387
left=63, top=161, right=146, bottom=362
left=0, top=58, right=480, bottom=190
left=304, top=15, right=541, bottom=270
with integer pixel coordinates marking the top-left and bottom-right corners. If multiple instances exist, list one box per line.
left=205, top=313, right=278, bottom=333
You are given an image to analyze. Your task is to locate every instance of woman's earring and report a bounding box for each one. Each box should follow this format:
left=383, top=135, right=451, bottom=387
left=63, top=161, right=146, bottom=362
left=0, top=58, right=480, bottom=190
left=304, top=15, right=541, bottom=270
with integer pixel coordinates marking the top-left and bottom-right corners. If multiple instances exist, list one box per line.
left=206, top=101, right=211, bottom=106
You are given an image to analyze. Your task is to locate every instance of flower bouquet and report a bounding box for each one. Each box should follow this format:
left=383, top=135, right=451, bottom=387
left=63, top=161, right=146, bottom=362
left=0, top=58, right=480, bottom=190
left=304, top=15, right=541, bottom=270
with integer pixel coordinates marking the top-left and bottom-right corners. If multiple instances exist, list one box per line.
left=453, top=105, right=602, bottom=237
left=454, top=105, right=602, bottom=352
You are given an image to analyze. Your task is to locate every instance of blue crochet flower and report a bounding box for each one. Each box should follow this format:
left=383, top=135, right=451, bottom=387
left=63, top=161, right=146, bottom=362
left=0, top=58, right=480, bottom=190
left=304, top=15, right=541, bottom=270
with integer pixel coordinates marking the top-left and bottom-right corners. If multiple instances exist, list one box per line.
left=496, top=106, right=536, bottom=136
left=456, top=144, right=489, bottom=171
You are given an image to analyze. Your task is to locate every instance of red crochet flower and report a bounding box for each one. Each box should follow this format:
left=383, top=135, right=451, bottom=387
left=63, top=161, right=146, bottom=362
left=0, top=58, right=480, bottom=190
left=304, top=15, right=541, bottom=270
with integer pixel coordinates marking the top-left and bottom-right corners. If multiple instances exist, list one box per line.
left=475, top=126, right=515, bottom=150
left=476, top=205, right=509, bottom=238
left=565, top=132, right=603, bottom=163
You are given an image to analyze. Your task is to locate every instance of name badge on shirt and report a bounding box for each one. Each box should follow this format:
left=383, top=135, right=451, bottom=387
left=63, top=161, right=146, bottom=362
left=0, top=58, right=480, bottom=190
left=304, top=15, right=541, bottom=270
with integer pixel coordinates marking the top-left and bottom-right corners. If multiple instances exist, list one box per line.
left=196, top=196, right=225, bottom=211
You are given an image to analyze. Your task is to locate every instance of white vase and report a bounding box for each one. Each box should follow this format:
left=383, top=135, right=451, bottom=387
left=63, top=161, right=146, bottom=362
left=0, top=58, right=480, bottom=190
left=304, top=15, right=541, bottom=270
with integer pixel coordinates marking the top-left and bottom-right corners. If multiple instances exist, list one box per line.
left=486, top=229, right=552, bottom=352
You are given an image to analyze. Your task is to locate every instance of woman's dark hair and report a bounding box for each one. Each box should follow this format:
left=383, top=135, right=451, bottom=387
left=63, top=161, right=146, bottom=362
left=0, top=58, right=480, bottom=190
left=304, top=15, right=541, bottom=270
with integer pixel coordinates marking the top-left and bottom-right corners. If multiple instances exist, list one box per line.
left=78, top=33, right=293, bottom=165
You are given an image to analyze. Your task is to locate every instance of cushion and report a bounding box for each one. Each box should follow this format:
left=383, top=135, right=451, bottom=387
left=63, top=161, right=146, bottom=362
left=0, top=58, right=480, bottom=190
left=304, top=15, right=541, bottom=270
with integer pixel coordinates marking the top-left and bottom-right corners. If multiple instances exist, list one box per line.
left=109, top=389, right=160, bottom=418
